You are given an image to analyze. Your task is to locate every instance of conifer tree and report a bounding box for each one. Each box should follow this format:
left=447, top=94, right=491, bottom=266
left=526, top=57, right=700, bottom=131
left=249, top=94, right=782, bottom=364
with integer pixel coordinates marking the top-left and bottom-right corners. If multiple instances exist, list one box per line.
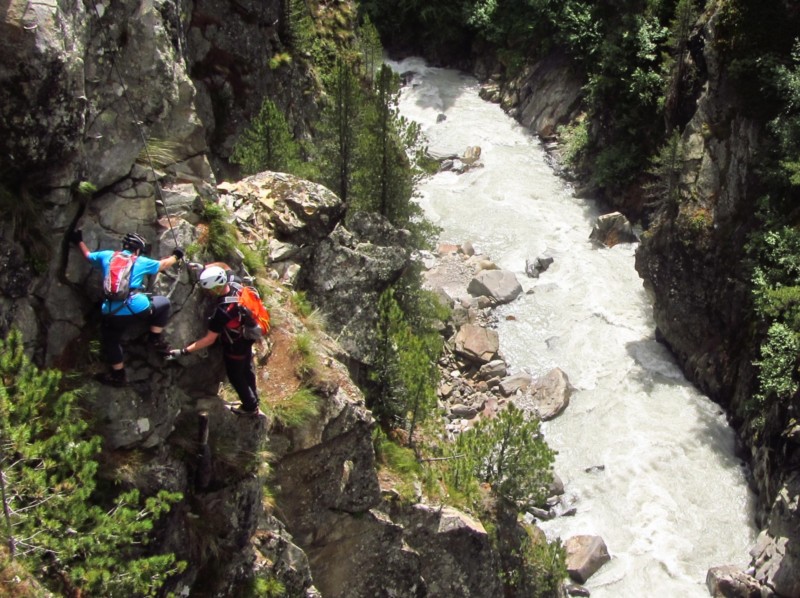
left=351, top=64, right=415, bottom=227
left=231, top=98, right=303, bottom=175
left=357, top=15, right=383, bottom=83
left=369, top=289, right=407, bottom=427
left=397, top=328, right=439, bottom=447
left=450, top=404, right=556, bottom=507
left=645, top=129, right=686, bottom=214
left=0, top=330, right=183, bottom=597
left=317, top=57, right=363, bottom=203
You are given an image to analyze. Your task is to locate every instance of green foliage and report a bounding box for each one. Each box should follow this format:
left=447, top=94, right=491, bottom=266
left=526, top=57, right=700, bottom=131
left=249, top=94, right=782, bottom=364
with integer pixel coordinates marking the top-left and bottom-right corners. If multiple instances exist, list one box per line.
left=240, top=244, right=266, bottom=277
left=374, top=430, right=421, bottom=477
left=200, top=201, right=238, bottom=260
left=557, top=117, right=589, bottom=169
left=290, top=332, right=320, bottom=380
left=748, top=221, right=800, bottom=427
left=369, top=288, right=410, bottom=427
left=768, top=39, right=800, bottom=189
left=247, top=575, right=285, bottom=598
left=447, top=404, right=556, bottom=508
left=76, top=180, right=97, bottom=196
left=350, top=65, right=415, bottom=225
left=231, top=98, right=305, bottom=176
left=368, top=287, right=443, bottom=441
left=502, top=530, right=567, bottom=598
left=356, top=15, right=383, bottom=82
left=0, top=330, right=184, bottom=597
left=645, top=129, right=686, bottom=211
left=754, top=322, right=800, bottom=401
left=139, top=139, right=183, bottom=169
left=269, top=387, right=321, bottom=428
left=268, top=52, right=292, bottom=70
left=315, top=57, right=364, bottom=203
left=290, top=290, right=315, bottom=319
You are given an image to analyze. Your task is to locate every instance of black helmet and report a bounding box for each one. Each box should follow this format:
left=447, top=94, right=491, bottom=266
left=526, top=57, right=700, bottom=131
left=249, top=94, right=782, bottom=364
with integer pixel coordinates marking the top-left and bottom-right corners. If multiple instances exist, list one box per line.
left=122, top=232, right=146, bottom=253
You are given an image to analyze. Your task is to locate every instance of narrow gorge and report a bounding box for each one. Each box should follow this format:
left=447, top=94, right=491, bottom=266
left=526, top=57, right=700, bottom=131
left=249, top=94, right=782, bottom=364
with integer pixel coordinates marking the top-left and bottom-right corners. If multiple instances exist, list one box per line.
left=1, top=0, right=799, bottom=597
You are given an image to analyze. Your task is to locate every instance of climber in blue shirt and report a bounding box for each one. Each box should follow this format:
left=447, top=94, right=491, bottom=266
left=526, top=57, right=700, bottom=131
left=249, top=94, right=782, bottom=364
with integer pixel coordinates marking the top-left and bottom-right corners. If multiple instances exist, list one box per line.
left=70, top=230, right=183, bottom=387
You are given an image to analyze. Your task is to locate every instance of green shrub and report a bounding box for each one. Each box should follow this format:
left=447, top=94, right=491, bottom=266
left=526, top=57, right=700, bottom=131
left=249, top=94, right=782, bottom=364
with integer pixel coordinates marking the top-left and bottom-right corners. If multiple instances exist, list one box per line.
left=0, top=330, right=184, bottom=596
left=201, top=201, right=238, bottom=259
left=447, top=404, right=556, bottom=509
left=290, top=332, right=320, bottom=380
left=269, top=387, right=320, bottom=427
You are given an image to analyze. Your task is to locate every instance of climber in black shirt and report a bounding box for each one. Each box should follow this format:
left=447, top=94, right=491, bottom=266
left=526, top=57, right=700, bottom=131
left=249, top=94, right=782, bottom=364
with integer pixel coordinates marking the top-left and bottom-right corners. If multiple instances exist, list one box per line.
left=167, top=264, right=260, bottom=415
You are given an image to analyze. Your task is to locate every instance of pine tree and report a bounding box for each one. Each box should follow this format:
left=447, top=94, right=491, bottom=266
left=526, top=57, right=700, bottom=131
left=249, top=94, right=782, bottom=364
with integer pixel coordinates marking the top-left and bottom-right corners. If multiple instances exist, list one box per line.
left=351, top=64, right=415, bottom=227
left=397, top=328, right=439, bottom=447
left=369, top=289, right=407, bottom=427
left=645, top=129, right=686, bottom=215
left=0, top=330, right=184, bottom=597
left=357, top=15, right=383, bottom=83
left=317, top=57, right=363, bottom=202
left=450, top=404, right=556, bottom=507
left=231, top=98, right=303, bottom=175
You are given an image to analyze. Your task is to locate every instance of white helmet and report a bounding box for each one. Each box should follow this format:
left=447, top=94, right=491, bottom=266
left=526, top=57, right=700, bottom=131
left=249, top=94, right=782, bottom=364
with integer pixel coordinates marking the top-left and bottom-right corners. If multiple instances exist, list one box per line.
left=199, top=266, right=227, bottom=290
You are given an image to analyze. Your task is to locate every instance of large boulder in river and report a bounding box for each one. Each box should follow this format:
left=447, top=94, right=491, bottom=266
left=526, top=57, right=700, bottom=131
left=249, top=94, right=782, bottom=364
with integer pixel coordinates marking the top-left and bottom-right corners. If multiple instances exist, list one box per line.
left=467, top=270, right=523, bottom=305
left=517, top=368, right=574, bottom=421
left=565, top=535, right=610, bottom=584
left=589, top=212, right=639, bottom=247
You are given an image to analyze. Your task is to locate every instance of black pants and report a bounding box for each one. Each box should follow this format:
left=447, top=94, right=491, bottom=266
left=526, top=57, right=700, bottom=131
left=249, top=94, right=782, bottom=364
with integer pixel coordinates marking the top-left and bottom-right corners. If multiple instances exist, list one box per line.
left=223, top=350, right=258, bottom=411
left=101, top=296, right=171, bottom=364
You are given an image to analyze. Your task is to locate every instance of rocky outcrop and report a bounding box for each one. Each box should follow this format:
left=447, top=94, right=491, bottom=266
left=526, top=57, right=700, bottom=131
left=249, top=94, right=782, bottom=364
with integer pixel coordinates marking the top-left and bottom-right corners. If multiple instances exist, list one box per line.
left=478, top=50, right=584, bottom=138
left=298, top=211, right=412, bottom=365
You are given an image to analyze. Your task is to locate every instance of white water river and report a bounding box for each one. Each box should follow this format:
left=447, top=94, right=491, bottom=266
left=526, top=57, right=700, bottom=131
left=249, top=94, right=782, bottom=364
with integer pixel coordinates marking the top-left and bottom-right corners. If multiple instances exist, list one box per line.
left=393, top=57, right=757, bottom=597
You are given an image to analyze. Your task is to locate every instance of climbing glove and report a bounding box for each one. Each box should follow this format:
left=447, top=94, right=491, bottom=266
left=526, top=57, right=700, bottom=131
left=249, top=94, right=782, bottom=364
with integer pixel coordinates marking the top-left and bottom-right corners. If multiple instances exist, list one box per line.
left=166, top=348, right=189, bottom=361
left=68, top=229, right=83, bottom=245
left=172, top=247, right=185, bottom=260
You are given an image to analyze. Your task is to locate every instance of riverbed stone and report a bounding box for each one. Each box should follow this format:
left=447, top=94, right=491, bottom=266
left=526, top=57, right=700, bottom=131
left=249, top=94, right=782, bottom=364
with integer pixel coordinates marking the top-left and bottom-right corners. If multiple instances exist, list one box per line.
left=706, top=565, right=764, bottom=598
left=479, top=359, right=507, bottom=380
left=453, top=324, right=499, bottom=365
left=565, top=535, right=610, bottom=584
left=589, top=212, right=639, bottom=247
left=498, top=373, right=533, bottom=397
left=467, top=269, right=523, bottom=305
left=526, top=368, right=574, bottom=421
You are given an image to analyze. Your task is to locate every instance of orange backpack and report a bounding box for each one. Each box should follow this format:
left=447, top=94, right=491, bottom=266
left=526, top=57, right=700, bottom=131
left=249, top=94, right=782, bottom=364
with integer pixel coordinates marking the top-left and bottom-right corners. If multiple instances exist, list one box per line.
left=222, top=283, right=270, bottom=341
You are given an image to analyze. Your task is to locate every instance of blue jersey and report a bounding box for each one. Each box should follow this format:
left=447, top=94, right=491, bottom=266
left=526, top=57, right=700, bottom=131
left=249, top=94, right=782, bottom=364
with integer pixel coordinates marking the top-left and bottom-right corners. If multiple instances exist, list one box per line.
left=88, top=250, right=161, bottom=315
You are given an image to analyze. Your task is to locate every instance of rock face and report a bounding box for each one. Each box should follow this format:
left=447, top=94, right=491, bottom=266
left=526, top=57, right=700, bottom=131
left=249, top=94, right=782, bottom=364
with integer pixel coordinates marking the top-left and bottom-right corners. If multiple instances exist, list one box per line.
left=299, top=211, right=412, bottom=365
left=632, top=5, right=799, bottom=594
left=186, top=0, right=317, bottom=175
left=706, top=565, right=764, bottom=598
left=478, top=50, right=584, bottom=138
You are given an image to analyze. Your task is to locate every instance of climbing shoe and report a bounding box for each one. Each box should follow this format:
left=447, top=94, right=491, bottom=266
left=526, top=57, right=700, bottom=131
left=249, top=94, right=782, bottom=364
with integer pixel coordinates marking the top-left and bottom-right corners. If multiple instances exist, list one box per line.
left=94, top=370, right=128, bottom=388
left=231, top=405, right=260, bottom=416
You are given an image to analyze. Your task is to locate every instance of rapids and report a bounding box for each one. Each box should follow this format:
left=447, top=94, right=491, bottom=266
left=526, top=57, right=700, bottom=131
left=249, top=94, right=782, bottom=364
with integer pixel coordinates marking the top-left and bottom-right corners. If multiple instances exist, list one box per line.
left=393, top=57, right=757, bottom=597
